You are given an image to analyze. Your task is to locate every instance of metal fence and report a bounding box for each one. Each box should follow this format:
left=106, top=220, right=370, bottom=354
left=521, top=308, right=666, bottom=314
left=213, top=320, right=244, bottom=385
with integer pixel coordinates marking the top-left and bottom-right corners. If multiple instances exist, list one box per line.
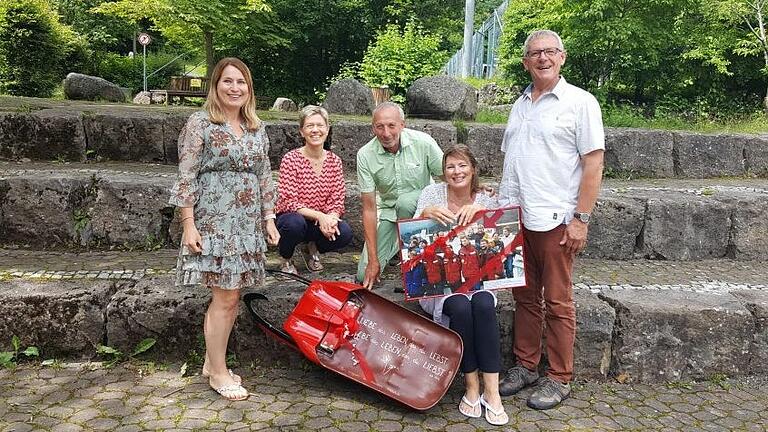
left=445, top=0, right=509, bottom=79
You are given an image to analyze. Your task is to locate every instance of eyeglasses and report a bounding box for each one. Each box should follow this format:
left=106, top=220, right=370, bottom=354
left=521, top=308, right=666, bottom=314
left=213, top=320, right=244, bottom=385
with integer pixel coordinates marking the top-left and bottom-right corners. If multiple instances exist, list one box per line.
left=302, top=123, right=327, bottom=130
left=525, top=48, right=562, bottom=59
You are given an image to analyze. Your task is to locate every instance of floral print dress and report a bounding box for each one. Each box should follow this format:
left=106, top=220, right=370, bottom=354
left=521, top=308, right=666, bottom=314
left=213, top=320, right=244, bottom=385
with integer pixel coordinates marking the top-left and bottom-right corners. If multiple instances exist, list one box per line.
left=169, top=111, right=276, bottom=290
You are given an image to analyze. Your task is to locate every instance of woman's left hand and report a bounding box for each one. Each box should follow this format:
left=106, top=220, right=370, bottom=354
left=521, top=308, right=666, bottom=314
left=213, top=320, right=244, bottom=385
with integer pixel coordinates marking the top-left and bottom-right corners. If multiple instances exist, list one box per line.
left=265, top=218, right=280, bottom=245
left=455, top=204, right=485, bottom=226
left=317, top=213, right=340, bottom=241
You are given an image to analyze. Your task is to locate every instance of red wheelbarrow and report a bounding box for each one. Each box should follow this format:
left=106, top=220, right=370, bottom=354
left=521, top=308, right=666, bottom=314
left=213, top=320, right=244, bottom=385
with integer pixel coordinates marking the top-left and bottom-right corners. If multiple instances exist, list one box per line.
left=243, top=271, right=463, bottom=411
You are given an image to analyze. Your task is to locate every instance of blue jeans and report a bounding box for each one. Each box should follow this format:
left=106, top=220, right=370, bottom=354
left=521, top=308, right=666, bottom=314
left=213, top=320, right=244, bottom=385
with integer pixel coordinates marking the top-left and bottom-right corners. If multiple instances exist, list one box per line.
left=276, top=212, right=353, bottom=259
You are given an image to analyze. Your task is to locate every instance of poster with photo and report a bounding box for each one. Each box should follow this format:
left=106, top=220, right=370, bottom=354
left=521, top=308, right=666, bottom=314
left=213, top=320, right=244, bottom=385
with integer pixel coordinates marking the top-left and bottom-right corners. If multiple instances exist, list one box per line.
left=396, top=206, right=526, bottom=301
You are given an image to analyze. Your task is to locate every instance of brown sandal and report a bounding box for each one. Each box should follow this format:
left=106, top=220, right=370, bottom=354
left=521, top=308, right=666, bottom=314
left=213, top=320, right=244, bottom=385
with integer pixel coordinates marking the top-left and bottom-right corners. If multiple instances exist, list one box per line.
left=301, top=244, right=324, bottom=272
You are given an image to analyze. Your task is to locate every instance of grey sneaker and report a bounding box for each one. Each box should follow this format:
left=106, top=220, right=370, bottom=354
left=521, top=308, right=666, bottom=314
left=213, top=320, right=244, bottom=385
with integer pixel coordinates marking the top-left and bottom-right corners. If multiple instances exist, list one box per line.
left=526, top=376, right=571, bottom=410
left=499, top=365, right=539, bottom=396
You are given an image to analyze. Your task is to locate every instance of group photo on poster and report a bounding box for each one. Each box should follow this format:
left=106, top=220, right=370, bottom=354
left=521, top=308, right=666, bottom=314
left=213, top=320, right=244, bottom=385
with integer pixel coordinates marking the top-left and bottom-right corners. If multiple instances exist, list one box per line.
left=397, top=207, right=526, bottom=300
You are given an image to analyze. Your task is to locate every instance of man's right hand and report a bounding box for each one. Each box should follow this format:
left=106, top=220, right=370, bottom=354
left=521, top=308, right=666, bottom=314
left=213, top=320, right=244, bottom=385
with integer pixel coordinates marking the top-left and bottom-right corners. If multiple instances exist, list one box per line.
left=361, top=260, right=381, bottom=290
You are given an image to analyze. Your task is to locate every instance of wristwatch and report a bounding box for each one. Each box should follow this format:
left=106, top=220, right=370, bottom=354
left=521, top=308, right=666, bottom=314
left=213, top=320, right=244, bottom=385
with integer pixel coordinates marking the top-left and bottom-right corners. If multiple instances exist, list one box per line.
left=573, top=212, right=590, bottom=224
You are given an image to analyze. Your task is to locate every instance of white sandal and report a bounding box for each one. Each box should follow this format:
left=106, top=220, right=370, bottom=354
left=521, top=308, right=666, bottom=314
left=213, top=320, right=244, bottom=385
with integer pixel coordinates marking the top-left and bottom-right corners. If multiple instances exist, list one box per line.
left=480, top=394, right=509, bottom=426
left=458, top=394, right=482, bottom=418
left=280, top=259, right=298, bottom=275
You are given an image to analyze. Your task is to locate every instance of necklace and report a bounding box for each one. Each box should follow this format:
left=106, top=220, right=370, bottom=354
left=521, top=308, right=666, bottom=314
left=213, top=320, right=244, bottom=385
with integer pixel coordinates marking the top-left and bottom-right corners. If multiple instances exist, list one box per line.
left=301, top=147, right=325, bottom=174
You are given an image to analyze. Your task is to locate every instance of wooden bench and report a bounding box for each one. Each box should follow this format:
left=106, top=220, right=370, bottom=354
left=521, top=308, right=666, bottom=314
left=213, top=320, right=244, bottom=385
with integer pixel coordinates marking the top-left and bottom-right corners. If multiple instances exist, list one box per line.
left=148, top=76, right=209, bottom=104
left=152, top=76, right=275, bottom=108
left=165, top=76, right=209, bottom=104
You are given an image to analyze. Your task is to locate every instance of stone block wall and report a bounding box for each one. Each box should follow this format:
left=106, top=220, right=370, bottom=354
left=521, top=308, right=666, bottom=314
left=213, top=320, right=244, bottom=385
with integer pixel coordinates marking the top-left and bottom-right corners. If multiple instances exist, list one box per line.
left=3, top=274, right=767, bottom=383
left=2, top=103, right=767, bottom=178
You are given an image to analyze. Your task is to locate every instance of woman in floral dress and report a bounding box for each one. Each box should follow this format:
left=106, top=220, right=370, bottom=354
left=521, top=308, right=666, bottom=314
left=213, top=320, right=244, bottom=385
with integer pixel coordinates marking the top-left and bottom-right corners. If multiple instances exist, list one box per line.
left=169, top=58, right=279, bottom=401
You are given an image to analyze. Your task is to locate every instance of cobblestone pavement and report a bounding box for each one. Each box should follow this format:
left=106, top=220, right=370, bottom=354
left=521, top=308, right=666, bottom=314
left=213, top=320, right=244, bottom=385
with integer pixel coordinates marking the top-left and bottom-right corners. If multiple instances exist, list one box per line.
left=1, top=361, right=766, bottom=432
left=1, top=248, right=765, bottom=292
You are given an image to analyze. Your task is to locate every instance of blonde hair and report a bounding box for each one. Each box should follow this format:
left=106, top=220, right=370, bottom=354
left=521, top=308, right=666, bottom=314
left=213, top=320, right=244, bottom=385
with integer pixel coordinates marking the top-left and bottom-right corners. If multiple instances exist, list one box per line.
left=204, top=57, right=261, bottom=131
left=299, top=105, right=329, bottom=128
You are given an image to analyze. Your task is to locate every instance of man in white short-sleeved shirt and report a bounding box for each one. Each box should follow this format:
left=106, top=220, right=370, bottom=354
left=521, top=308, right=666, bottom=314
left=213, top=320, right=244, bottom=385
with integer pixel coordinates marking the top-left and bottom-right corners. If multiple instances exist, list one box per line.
left=497, top=30, right=605, bottom=410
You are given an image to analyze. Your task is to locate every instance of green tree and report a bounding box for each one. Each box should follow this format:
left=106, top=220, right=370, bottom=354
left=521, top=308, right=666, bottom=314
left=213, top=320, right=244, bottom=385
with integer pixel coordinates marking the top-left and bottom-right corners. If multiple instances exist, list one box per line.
left=705, top=0, right=768, bottom=110
left=496, top=0, right=766, bottom=114
left=54, top=0, right=138, bottom=53
left=94, top=0, right=270, bottom=77
left=220, top=0, right=355, bottom=102
left=0, top=0, right=89, bottom=97
left=356, top=20, right=449, bottom=100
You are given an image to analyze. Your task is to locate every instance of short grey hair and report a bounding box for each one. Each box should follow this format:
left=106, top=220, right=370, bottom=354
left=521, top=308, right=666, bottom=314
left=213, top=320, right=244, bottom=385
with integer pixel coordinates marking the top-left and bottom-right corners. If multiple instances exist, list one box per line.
left=522, top=30, right=564, bottom=57
left=299, top=105, right=329, bottom=128
left=373, top=101, right=405, bottom=121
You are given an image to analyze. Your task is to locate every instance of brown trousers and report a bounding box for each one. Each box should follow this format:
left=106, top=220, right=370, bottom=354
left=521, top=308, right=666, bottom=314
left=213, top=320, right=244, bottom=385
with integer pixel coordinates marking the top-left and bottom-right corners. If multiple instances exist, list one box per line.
left=513, top=225, right=576, bottom=383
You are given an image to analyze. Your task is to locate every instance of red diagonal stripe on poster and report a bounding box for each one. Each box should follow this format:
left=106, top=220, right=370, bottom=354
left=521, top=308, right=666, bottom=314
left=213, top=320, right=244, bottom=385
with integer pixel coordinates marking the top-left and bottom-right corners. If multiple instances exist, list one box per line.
left=452, top=209, right=509, bottom=294
left=401, top=208, right=523, bottom=297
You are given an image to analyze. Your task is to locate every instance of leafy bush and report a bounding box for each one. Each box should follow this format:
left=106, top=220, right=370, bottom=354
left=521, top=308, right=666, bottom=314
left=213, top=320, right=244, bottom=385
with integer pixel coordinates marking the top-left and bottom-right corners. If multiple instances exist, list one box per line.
left=0, top=336, right=38, bottom=369
left=356, top=20, right=449, bottom=100
left=93, top=51, right=186, bottom=94
left=0, top=0, right=90, bottom=97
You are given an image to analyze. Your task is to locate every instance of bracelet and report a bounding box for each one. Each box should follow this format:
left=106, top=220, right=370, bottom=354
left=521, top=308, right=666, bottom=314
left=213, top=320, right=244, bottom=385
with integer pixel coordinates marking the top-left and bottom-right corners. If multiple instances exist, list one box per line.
left=180, top=216, right=194, bottom=223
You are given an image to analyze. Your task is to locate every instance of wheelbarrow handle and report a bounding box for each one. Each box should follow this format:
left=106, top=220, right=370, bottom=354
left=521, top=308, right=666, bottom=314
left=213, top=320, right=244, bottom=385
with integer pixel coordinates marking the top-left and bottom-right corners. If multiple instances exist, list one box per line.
left=242, top=269, right=312, bottom=347
left=265, top=268, right=313, bottom=285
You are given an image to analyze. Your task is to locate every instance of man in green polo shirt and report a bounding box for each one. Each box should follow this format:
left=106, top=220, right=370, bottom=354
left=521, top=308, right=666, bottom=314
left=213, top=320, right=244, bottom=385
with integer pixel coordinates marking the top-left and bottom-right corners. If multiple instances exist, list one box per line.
left=356, top=102, right=444, bottom=289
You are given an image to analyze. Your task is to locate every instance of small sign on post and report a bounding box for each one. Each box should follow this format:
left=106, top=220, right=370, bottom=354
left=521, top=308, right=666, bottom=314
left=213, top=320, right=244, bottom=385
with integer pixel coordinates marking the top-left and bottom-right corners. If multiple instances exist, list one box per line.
left=137, top=32, right=152, bottom=92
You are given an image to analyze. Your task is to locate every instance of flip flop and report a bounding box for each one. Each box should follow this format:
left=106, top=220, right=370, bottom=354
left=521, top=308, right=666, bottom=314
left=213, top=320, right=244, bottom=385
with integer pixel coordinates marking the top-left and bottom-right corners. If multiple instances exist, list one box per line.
left=458, top=394, right=482, bottom=418
left=480, top=394, right=509, bottom=426
left=213, top=383, right=249, bottom=401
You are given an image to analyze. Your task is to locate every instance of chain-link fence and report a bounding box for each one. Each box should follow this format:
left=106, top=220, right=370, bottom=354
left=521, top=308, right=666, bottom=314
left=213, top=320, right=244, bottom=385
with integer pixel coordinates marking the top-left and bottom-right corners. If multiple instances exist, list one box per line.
left=445, top=0, right=509, bottom=79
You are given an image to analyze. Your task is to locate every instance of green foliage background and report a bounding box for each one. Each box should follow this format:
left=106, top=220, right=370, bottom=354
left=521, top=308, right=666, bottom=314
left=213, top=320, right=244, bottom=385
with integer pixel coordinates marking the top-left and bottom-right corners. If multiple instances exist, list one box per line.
left=497, top=0, right=768, bottom=118
left=0, top=0, right=89, bottom=97
left=0, top=0, right=767, bottom=118
left=345, top=20, right=450, bottom=102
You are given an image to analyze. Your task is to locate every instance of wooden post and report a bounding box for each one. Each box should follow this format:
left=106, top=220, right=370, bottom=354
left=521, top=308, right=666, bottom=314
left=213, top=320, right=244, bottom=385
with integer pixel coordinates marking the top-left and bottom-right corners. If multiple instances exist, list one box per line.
left=371, top=86, right=392, bottom=105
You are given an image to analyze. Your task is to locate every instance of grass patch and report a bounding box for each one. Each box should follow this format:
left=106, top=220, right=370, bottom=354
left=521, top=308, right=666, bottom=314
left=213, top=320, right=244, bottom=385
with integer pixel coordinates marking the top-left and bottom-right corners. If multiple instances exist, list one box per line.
left=475, top=109, right=508, bottom=124
left=472, top=100, right=768, bottom=134
left=603, top=105, right=768, bottom=134
left=665, top=380, right=694, bottom=390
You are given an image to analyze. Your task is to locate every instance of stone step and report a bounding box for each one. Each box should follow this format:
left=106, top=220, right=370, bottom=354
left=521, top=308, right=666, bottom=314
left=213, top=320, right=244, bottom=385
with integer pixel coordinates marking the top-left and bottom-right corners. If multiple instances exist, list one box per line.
left=1, top=161, right=767, bottom=260
left=2, top=97, right=767, bottom=178
left=0, top=250, right=765, bottom=383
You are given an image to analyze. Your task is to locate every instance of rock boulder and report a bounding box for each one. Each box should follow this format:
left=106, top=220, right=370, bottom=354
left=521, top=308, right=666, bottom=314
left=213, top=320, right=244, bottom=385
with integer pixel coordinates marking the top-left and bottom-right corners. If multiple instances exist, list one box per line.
left=641, top=193, right=730, bottom=260
left=406, top=75, right=477, bottom=120
left=63, top=73, right=126, bottom=103
left=0, top=173, right=89, bottom=247
left=584, top=194, right=645, bottom=259
left=323, top=79, right=374, bottom=115
left=132, top=91, right=151, bottom=105
left=271, top=98, right=298, bottom=112
left=478, top=82, right=521, bottom=106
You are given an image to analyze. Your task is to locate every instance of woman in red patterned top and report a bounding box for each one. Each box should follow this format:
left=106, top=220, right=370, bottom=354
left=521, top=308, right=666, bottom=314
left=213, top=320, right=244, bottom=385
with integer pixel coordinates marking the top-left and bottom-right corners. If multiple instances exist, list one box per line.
left=275, top=105, right=352, bottom=274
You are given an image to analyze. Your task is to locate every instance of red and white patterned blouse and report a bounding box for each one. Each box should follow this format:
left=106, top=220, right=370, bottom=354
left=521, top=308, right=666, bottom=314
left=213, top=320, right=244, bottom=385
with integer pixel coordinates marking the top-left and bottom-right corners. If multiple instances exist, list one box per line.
left=275, top=148, right=346, bottom=216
